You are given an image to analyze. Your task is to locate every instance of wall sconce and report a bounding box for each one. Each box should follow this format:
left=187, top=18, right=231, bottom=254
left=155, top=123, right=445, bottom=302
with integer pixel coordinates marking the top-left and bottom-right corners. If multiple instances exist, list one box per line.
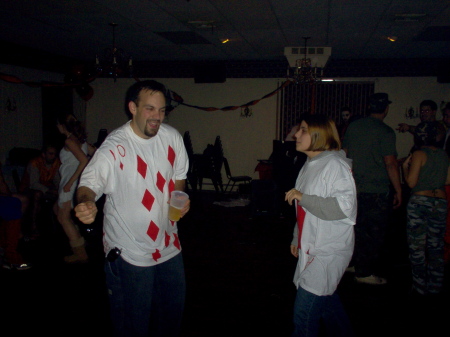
left=405, top=106, right=418, bottom=119
left=240, top=106, right=252, bottom=118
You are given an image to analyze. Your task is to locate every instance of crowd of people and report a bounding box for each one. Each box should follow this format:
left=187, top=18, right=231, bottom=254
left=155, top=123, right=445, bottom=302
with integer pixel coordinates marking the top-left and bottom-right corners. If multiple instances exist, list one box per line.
left=1, top=81, right=449, bottom=336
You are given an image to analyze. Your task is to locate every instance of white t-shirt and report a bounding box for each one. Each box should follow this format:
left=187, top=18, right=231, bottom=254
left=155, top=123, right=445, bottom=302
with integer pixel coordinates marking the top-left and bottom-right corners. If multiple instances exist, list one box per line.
left=79, top=121, right=188, bottom=266
left=293, top=150, right=356, bottom=296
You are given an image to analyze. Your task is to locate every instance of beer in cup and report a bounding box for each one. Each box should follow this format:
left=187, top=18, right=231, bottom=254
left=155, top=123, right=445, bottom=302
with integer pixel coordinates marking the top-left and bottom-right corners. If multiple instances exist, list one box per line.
left=169, top=190, right=189, bottom=221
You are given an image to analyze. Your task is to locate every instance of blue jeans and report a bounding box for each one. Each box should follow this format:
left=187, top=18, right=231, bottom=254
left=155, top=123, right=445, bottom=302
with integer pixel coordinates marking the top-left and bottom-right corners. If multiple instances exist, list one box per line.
left=291, top=287, right=354, bottom=337
left=105, top=253, right=186, bottom=337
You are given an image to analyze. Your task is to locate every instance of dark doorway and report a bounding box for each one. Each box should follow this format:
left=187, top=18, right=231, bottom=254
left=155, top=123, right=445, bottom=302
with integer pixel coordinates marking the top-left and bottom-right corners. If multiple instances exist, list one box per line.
left=42, top=86, right=73, bottom=150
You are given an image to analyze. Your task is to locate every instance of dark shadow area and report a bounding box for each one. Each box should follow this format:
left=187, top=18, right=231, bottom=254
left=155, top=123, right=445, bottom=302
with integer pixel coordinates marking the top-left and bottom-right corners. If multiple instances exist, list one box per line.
left=1, top=189, right=448, bottom=337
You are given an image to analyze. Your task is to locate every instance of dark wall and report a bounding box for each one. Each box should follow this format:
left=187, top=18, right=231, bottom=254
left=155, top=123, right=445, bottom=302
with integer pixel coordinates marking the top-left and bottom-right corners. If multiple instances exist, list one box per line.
left=42, top=86, right=73, bottom=150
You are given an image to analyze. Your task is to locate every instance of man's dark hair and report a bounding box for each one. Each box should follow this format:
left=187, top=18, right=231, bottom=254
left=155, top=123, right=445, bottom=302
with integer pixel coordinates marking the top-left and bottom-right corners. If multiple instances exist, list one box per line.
left=420, top=100, right=437, bottom=111
left=124, top=80, right=172, bottom=118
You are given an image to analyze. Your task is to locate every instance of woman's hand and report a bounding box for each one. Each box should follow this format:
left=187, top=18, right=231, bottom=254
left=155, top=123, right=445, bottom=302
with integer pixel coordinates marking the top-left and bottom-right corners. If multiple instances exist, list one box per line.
left=63, top=181, right=73, bottom=193
left=402, top=154, right=412, bottom=170
left=290, top=244, right=299, bottom=258
left=285, top=188, right=303, bottom=205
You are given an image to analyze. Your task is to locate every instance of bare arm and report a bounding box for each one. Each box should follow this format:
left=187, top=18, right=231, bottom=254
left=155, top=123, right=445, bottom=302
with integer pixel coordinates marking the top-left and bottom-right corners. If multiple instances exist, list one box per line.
left=402, top=151, right=425, bottom=189
left=86, top=143, right=97, bottom=157
left=396, top=123, right=416, bottom=134
left=384, top=154, right=402, bottom=209
left=63, top=138, right=89, bottom=192
left=174, top=179, right=186, bottom=191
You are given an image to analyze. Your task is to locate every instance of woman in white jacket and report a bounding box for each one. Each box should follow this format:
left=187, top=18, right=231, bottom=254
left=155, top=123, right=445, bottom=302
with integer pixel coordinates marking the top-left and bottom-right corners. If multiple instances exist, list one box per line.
left=285, top=114, right=357, bottom=337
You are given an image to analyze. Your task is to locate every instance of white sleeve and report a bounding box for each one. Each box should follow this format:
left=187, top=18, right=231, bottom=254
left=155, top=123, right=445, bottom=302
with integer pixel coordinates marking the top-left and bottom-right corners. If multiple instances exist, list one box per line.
left=78, top=150, right=115, bottom=201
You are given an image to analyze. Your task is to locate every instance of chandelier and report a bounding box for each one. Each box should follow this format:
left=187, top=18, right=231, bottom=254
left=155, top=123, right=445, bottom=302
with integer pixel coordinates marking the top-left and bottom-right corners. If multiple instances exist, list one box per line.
left=285, top=37, right=331, bottom=84
left=95, top=23, right=133, bottom=82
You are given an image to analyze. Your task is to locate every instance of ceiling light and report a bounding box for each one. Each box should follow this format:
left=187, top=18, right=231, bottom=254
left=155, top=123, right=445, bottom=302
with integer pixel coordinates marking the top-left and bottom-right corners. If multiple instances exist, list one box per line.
left=95, top=23, right=133, bottom=82
left=387, top=36, right=397, bottom=42
left=284, top=37, right=331, bottom=84
left=221, top=38, right=229, bottom=44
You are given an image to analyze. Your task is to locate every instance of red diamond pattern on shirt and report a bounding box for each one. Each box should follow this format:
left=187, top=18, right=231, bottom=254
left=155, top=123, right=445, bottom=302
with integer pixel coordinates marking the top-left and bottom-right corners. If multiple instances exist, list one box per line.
left=156, top=172, right=166, bottom=193
left=167, top=145, right=175, bottom=167
left=152, top=249, right=161, bottom=262
left=120, top=161, right=123, bottom=170
left=173, top=233, right=181, bottom=250
left=296, top=203, right=306, bottom=249
left=137, top=155, right=147, bottom=179
left=142, top=190, right=155, bottom=212
left=169, top=179, right=175, bottom=195
left=165, top=232, right=170, bottom=247
left=147, top=220, right=159, bottom=241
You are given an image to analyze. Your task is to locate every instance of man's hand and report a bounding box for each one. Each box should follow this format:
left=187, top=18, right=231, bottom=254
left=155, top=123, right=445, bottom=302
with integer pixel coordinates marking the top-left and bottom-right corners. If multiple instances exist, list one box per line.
left=392, top=192, right=402, bottom=210
left=396, top=123, right=410, bottom=133
left=180, top=198, right=191, bottom=218
left=75, top=201, right=98, bottom=224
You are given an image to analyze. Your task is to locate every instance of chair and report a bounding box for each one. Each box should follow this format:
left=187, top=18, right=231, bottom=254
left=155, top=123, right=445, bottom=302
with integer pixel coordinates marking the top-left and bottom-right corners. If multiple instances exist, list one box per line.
left=94, top=128, right=108, bottom=148
left=197, top=136, right=225, bottom=193
left=223, top=157, right=252, bottom=193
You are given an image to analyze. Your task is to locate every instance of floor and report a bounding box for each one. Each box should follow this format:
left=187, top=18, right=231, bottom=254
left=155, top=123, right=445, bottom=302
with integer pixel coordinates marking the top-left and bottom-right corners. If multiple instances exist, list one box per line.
left=1, top=189, right=448, bottom=337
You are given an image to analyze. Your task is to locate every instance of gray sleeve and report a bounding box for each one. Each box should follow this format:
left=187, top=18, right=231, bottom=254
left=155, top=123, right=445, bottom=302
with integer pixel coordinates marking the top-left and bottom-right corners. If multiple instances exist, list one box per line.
left=300, top=194, right=347, bottom=221
left=291, top=224, right=298, bottom=246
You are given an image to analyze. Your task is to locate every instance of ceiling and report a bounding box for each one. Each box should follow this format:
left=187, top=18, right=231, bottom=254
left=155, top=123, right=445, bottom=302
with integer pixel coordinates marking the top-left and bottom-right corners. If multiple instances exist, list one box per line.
left=1, top=0, right=450, bottom=79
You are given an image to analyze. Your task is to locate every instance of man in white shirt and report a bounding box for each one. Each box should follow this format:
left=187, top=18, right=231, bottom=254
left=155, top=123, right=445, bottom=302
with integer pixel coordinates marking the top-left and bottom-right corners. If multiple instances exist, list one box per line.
left=74, top=80, right=190, bottom=337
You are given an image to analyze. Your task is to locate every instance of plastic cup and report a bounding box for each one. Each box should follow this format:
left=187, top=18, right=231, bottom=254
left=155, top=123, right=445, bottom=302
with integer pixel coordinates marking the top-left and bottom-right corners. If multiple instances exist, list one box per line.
left=168, top=191, right=189, bottom=221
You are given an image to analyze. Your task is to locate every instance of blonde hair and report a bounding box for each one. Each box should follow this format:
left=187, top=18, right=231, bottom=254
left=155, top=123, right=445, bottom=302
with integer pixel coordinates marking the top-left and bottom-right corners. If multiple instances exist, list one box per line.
left=303, top=114, right=341, bottom=151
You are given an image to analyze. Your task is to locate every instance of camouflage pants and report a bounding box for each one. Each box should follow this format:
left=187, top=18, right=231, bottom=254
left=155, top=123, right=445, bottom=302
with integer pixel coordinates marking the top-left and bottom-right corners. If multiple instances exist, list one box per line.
left=353, top=192, right=392, bottom=277
left=406, top=195, right=447, bottom=295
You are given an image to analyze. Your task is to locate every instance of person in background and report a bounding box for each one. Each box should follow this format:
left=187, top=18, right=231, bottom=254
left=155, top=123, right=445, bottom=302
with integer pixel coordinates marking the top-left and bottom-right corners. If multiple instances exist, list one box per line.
left=19, top=144, right=61, bottom=239
left=56, top=113, right=96, bottom=264
left=285, top=114, right=356, bottom=337
left=337, top=106, right=353, bottom=140
left=442, top=103, right=450, bottom=264
left=74, top=80, right=190, bottom=337
left=0, top=161, right=31, bottom=270
left=397, top=100, right=446, bottom=150
left=443, top=102, right=450, bottom=155
left=343, top=93, right=402, bottom=285
left=402, top=121, right=449, bottom=298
